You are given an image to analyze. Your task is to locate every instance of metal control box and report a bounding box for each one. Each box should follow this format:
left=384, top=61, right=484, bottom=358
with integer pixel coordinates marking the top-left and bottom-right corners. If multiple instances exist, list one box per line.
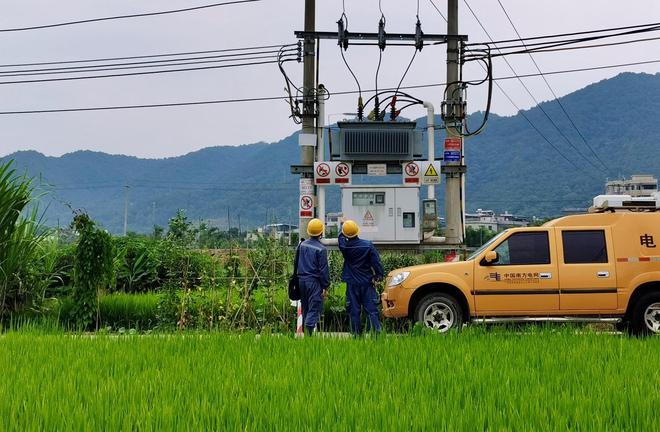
left=341, top=186, right=420, bottom=244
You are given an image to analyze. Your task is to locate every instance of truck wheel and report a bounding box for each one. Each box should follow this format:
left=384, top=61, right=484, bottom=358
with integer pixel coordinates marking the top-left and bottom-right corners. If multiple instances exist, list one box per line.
left=630, top=292, right=660, bottom=336
left=414, top=293, right=463, bottom=333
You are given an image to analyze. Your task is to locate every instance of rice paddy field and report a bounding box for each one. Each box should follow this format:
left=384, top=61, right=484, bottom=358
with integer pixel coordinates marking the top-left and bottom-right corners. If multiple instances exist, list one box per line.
left=1, top=328, right=658, bottom=431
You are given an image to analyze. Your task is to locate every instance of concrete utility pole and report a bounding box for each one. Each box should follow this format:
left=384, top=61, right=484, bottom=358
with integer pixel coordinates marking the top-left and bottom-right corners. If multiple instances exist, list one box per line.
left=123, top=185, right=130, bottom=236
left=299, top=0, right=316, bottom=240
left=444, top=0, right=465, bottom=245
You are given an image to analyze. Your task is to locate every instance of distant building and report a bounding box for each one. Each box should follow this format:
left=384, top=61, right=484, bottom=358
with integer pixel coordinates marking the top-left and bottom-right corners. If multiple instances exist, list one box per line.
left=465, top=209, right=530, bottom=231
left=247, top=223, right=298, bottom=243
left=606, top=175, right=657, bottom=197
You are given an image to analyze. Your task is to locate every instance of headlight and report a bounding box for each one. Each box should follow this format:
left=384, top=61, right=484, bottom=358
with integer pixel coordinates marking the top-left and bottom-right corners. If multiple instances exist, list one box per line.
left=388, top=271, right=411, bottom=287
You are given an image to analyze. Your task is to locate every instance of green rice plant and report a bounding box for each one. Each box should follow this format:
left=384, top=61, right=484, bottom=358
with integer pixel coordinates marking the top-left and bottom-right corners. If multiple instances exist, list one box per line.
left=98, top=292, right=160, bottom=330
left=0, top=329, right=658, bottom=430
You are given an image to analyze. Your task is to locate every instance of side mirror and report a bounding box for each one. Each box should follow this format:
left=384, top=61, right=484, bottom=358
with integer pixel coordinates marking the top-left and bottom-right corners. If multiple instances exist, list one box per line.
left=484, top=251, right=499, bottom=264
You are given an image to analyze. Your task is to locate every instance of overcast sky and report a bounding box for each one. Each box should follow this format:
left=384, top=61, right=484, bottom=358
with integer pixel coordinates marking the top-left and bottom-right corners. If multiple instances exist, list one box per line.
left=0, top=0, right=659, bottom=159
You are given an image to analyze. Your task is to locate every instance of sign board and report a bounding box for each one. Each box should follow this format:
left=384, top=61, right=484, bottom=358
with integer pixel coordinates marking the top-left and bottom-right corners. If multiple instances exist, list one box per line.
left=367, top=163, right=387, bottom=176
left=421, top=161, right=441, bottom=185
left=299, top=194, right=314, bottom=218
left=298, top=133, right=317, bottom=147
left=444, top=137, right=462, bottom=151
left=314, top=162, right=331, bottom=185
left=402, top=161, right=420, bottom=184
left=444, top=151, right=461, bottom=163
left=363, top=210, right=376, bottom=227
left=299, top=178, right=313, bottom=195
left=334, top=162, right=352, bottom=184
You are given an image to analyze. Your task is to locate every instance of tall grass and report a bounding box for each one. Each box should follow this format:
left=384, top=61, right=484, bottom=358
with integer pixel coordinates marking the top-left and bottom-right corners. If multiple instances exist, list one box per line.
left=0, top=328, right=657, bottom=430
left=0, top=160, right=47, bottom=316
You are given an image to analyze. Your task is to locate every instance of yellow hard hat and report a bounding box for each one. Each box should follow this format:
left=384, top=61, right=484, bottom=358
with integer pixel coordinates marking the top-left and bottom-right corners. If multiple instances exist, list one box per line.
left=307, top=218, right=324, bottom=237
left=342, top=220, right=359, bottom=238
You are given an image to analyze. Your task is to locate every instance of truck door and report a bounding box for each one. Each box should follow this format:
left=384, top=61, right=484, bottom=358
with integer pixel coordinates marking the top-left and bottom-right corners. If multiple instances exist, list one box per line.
left=556, top=228, right=617, bottom=310
left=474, top=229, right=559, bottom=314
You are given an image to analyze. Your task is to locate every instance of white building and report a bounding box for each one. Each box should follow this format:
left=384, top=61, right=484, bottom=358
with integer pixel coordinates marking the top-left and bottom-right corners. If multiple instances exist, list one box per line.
left=465, top=209, right=529, bottom=231
left=606, top=175, right=658, bottom=197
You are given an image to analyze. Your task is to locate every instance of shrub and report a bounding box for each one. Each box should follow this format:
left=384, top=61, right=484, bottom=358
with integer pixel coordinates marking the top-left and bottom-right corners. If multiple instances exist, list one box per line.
left=70, top=214, right=114, bottom=329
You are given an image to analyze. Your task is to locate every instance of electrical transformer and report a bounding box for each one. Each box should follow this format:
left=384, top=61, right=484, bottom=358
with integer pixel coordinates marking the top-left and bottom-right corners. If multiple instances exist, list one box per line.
left=341, top=186, right=420, bottom=244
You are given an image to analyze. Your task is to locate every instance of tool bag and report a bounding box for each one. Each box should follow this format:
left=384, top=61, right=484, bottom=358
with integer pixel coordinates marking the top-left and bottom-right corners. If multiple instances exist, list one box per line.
left=288, top=243, right=301, bottom=301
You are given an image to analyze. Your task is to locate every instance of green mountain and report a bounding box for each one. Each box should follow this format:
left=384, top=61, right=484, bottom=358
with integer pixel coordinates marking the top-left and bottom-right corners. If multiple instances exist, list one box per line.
left=3, top=72, right=660, bottom=233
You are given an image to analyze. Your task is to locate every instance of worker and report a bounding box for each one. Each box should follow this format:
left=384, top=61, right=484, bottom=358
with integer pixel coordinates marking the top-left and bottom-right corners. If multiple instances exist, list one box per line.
left=297, top=218, right=330, bottom=336
left=338, top=219, right=384, bottom=335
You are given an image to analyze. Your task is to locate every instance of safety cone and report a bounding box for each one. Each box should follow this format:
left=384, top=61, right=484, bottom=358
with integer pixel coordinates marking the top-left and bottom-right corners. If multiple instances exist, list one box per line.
left=296, top=300, right=304, bottom=338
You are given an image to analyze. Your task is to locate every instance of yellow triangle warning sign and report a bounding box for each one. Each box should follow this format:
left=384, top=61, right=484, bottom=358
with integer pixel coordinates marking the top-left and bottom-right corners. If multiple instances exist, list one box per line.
left=424, top=164, right=438, bottom=177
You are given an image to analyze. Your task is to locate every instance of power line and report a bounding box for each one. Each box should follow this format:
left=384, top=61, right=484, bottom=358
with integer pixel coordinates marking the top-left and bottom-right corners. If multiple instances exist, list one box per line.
left=0, top=44, right=291, bottom=69
left=0, top=57, right=298, bottom=86
left=0, top=52, right=297, bottom=79
left=463, top=0, right=606, bottom=175
left=0, top=49, right=291, bottom=76
left=495, top=0, right=610, bottom=172
left=0, top=0, right=261, bottom=33
left=0, top=58, right=659, bottom=115
left=466, top=20, right=660, bottom=47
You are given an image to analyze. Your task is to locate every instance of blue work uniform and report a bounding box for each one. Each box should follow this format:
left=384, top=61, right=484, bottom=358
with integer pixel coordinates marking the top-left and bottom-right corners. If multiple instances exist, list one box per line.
left=296, top=238, right=330, bottom=333
left=338, top=232, right=384, bottom=335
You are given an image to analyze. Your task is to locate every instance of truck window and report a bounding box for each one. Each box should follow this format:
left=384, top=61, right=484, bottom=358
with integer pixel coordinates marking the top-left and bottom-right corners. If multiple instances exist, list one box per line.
left=562, top=230, right=608, bottom=264
left=493, top=232, right=550, bottom=265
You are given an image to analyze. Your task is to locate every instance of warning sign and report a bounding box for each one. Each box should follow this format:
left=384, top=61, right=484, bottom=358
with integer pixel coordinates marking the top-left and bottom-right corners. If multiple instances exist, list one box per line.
left=402, top=161, right=420, bottom=184
left=299, top=195, right=313, bottom=217
left=334, top=162, right=351, bottom=184
left=299, top=178, right=313, bottom=195
left=421, top=161, right=441, bottom=185
left=314, top=162, right=331, bottom=185
left=363, top=210, right=376, bottom=227
left=444, top=137, right=462, bottom=151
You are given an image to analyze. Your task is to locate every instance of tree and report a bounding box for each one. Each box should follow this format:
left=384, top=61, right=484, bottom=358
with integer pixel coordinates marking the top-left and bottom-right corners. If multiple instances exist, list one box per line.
left=167, top=209, right=196, bottom=246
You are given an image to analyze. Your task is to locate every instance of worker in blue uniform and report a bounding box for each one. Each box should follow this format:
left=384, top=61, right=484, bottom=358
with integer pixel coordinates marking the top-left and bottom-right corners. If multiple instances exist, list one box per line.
left=297, top=218, right=330, bottom=336
left=338, top=219, right=384, bottom=335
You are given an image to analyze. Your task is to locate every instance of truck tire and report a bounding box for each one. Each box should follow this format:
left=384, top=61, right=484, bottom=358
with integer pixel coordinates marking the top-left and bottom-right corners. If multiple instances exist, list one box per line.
left=630, top=291, right=660, bottom=336
left=414, top=293, right=463, bottom=333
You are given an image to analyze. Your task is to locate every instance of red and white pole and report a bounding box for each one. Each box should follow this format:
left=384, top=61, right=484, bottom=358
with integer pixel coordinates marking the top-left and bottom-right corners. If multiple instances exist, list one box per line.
left=296, top=300, right=304, bottom=337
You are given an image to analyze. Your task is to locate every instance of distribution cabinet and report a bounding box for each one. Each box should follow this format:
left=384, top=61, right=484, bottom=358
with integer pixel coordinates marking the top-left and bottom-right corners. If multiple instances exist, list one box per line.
left=341, top=186, right=420, bottom=244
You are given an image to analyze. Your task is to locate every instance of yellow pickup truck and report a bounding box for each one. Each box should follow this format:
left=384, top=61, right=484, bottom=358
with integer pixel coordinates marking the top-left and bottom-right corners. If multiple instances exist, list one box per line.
left=382, top=210, right=660, bottom=335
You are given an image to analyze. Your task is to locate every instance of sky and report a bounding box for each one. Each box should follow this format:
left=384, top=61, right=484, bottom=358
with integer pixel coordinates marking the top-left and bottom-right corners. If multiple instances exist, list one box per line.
left=0, top=0, right=659, bottom=159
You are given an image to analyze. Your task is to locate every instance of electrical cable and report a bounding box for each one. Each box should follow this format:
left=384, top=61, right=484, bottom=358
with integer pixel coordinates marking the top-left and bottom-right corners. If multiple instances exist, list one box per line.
left=0, top=57, right=298, bottom=86
left=463, top=0, right=606, bottom=175
left=0, top=0, right=261, bottom=33
left=495, top=0, right=610, bottom=172
left=1, top=58, right=659, bottom=114
left=0, top=44, right=291, bottom=69
left=0, top=52, right=298, bottom=79
left=0, top=48, right=293, bottom=76
left=431, top=0, right=596, bottom=178
left=466, top=20, right=660, bottom=47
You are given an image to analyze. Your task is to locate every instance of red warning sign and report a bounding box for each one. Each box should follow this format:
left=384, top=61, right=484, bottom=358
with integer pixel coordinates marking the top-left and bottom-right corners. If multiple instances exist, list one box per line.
left=299, top=195, right=313, bottom=217
left=314, top=162, right=331, bottom=185
left=334, top=162, right=351, bottom=184
left=444, top=137, right=462, bottom=151
left=403, top=162, right=420, bottom=184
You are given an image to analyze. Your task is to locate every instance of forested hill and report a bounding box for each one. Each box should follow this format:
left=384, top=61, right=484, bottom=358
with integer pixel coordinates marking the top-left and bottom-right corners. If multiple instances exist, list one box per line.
left=4, top=72, right=660, bottom=233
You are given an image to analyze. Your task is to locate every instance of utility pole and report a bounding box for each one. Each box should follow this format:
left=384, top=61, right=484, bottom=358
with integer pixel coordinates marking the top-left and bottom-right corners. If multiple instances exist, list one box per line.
left=443, top=0, right=465, bottom=245
left=123, top=185, right=130, bottom=236
left=299, top=0, right=316, bottom=240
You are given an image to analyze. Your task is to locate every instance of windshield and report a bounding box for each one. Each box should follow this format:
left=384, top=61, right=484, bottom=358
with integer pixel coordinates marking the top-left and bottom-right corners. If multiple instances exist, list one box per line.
left=466, top=230, right=508, bottom=261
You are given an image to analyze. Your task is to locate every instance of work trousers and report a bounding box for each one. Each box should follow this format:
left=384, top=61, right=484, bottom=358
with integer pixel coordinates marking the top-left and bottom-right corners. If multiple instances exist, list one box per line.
left=300, top=278, right=324, bottom=333
left=346, top=283, right=381, bottom=335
